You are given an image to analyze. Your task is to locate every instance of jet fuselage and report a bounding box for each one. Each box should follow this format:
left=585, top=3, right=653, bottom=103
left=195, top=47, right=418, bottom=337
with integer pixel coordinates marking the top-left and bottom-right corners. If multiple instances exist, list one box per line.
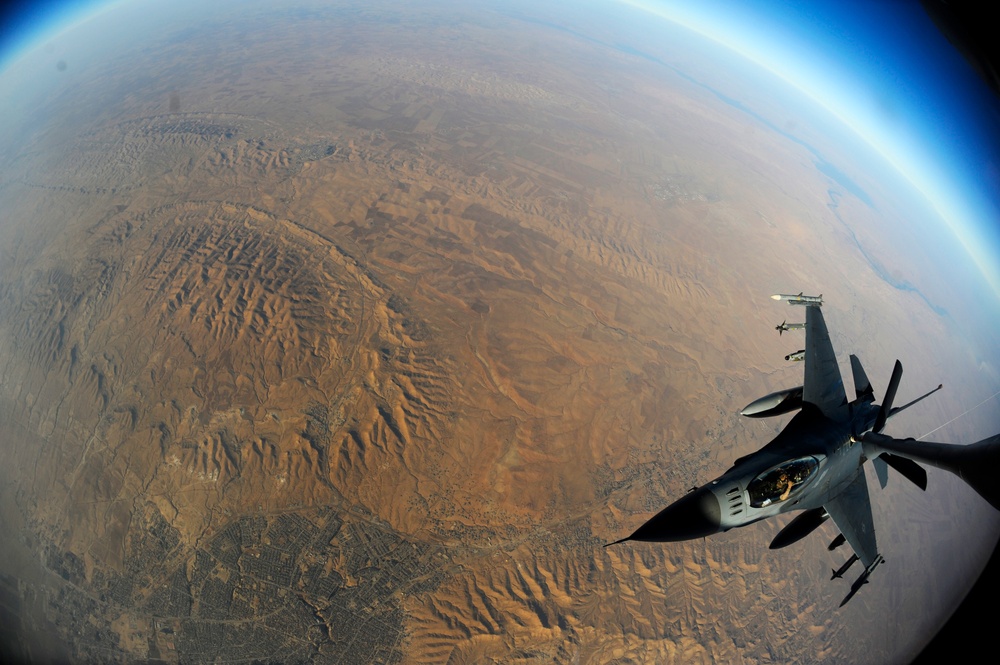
left=626, top=401, right=880, bottom=543
left=610, top=296, right=966, bottom=606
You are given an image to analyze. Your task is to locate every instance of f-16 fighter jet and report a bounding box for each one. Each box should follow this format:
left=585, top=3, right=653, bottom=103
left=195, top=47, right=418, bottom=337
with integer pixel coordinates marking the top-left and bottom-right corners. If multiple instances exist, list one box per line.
left=608, top=294, right=956, bottom=605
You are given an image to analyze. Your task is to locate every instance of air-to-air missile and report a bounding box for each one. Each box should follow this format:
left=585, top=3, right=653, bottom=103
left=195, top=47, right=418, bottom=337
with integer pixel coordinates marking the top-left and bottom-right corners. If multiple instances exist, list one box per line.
left=831, top=553, right=859, bottom=579
left=772, top=292, right=823, bottom=305
left=775, top=321, right=805, bottom=335
left=785, top=349, right=806, bottom=362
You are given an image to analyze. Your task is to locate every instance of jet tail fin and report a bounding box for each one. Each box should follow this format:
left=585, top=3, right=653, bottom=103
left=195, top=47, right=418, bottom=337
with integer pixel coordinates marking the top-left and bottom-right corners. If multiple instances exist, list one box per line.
left=873, top=360, right=903, bottom=433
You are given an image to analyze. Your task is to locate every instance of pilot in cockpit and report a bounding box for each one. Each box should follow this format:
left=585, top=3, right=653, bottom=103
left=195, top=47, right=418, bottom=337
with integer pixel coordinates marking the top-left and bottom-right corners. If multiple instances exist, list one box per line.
left=779, top=472, right=794, bottom=501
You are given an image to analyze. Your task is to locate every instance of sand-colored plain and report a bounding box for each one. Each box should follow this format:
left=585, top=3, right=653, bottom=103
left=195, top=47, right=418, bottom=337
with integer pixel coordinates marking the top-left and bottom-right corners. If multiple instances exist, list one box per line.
left=0, top=1, right=997, bottom=662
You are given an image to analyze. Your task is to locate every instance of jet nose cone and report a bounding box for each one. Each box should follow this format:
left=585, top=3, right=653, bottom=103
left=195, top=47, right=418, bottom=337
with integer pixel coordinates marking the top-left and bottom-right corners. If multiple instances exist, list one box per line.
left=628, top=487, right=722, bottom=542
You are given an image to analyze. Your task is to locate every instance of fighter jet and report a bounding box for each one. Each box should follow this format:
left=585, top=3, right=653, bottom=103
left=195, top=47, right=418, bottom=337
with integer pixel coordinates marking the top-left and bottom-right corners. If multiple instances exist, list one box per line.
left=607, top=295, right=952, bottom=605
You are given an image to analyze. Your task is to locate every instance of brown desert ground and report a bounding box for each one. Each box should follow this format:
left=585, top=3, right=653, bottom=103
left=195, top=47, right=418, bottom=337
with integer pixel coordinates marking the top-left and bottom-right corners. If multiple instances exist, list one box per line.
left=0, top=1, right=997, bottom=662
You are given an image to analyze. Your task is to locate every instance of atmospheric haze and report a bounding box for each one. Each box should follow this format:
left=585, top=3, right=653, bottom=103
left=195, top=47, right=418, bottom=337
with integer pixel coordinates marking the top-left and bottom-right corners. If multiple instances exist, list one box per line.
left=0, top=0, right=998, bottom=663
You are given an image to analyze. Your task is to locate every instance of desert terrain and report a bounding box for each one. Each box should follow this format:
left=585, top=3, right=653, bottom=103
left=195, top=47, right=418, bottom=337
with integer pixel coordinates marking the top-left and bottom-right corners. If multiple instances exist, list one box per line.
left=0, top=1, right=997, bottom=662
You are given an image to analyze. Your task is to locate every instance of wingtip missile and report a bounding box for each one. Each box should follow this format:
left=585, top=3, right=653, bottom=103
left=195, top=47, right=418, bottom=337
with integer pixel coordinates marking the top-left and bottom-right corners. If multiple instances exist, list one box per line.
left=772, top=293, right=823, bottom=305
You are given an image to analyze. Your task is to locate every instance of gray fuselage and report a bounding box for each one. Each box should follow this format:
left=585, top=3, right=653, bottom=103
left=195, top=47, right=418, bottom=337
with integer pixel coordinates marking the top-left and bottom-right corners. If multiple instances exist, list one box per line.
left=625, top=400, right=880, bottom=543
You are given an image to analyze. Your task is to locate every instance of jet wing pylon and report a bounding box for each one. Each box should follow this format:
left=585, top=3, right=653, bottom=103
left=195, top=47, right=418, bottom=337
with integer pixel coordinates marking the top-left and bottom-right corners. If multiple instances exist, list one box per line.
left=824, top=469, right=880, bottom=568
left=802, top=304, right=848, bottom=420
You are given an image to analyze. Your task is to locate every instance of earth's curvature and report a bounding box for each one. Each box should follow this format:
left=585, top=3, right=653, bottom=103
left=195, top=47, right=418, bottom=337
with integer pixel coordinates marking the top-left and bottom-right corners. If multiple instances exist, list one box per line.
left=0, top=1, right=998, bottom=663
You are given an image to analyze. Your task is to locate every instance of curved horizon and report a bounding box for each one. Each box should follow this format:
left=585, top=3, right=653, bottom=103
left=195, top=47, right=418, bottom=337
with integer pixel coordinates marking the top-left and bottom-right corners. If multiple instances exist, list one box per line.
left=3, top=0, right=999, bottom=300
left=621, top=0, right=1000, bottom=301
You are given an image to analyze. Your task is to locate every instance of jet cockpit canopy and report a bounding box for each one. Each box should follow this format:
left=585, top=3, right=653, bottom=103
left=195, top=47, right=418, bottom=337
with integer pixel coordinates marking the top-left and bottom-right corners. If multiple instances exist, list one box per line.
left=747, top=456, right=820, bottom=508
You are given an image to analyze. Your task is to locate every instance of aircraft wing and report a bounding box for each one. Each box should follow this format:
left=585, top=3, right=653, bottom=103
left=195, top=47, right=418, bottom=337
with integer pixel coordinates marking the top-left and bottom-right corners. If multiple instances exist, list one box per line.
left=802, top=305, right=848, bottom=420
left=824, top=469, right=879, bottom=567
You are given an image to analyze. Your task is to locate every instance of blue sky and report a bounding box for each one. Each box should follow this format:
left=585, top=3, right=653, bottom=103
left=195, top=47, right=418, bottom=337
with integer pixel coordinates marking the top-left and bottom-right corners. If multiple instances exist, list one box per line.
left=3, top=0, right=999, bottom=297
left=0, top=1, right=101, bottom=67
left=620, top=0, right=1000, bottom=300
